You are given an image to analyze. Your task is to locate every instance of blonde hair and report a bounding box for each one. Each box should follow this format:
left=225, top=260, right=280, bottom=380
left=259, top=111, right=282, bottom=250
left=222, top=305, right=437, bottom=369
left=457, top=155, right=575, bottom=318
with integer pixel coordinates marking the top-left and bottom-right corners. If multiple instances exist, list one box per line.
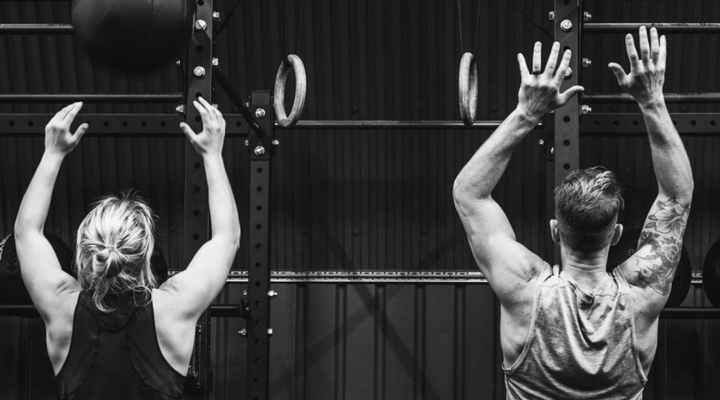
left=75, top=192, right=157, bottom=312
left=554, top=167, right=624, bottom=251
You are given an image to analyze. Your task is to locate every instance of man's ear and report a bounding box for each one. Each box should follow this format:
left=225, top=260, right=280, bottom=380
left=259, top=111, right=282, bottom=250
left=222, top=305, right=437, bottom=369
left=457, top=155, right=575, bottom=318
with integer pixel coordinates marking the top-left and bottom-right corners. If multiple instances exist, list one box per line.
left=610, top=224, right=624, bottom=246
left=550, top=219, right=560, bottom=244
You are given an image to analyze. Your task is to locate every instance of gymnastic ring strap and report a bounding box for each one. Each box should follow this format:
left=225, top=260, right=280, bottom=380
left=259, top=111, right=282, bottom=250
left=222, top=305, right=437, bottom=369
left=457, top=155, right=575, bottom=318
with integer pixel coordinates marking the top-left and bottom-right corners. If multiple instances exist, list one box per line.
left=458, top=52, right=478, bottom=127
left=274, top=54, right=307, bottom=128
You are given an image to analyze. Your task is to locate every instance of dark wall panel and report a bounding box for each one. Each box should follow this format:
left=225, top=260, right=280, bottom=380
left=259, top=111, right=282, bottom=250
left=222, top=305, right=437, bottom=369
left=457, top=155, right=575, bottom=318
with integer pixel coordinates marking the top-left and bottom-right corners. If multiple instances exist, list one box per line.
left=1, top=1, right=720, bottom=400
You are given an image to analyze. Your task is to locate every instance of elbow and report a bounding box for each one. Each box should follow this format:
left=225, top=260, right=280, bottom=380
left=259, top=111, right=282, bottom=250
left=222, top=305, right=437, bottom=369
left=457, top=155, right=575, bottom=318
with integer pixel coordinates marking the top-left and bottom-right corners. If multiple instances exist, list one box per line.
left=452, top=177, right=470, bottom=207
left=13, top=218, right=32, bottom=241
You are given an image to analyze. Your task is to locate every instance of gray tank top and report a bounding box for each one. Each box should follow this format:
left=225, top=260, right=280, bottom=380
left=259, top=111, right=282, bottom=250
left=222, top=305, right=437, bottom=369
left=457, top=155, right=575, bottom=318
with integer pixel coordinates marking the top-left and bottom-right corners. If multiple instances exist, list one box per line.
left=503, top=265, right=647, bottom=400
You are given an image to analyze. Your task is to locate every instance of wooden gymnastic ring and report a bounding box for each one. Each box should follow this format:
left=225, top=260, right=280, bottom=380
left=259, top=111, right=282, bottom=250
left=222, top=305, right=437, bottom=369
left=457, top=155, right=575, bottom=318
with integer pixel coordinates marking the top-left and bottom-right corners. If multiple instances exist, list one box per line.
left=458, top=52, right=478, bottom=127
left=274, top=54, right=307, bottom=128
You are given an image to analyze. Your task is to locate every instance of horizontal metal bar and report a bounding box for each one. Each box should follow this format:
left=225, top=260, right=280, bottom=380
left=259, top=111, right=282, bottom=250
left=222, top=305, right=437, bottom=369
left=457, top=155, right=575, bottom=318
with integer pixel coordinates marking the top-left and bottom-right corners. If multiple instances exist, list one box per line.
left=0, top=114, right=249, bottom=137
left=2, top=304, right=719, bottom=319
left=0, top=94, right=183, bottom=104
left=170, top=269, right=490, bottom=283
left=0, top=23, right=73, bottom=35
left=584, top=23, right=720, bottom=34
left=580, top=113, right=720, bottom=136
left=583, top=93, right=720, bottom=104
left=281, top=120, right=542, bottom=130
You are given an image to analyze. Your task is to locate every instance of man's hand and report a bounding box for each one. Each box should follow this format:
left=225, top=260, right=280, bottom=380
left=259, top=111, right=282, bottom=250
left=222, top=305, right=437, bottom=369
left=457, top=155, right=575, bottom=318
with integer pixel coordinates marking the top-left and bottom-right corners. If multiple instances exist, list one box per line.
left=180, top=97, right=226, bottom=157
left=44, top=102, right=88, bottom=156
left=516, top=41, right=584, bottom=123
left=609, top=26, right=666, bottom=108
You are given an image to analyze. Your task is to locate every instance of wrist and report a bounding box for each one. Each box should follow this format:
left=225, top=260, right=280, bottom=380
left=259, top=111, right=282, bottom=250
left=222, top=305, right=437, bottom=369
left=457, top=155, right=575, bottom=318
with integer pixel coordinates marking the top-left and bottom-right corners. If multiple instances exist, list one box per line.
left=637, top=95, right=666, bottom=112
left=202, top=152, right=224, bottom=167
left=42, top=150, right=66, bottom=164
left=513, top=106, right=543, bottom=126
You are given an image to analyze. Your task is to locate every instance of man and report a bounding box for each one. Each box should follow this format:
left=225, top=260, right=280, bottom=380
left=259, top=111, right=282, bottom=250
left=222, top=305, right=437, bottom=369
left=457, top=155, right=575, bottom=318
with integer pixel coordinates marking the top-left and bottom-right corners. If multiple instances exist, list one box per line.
left=453, top=27, right=692, bottom=399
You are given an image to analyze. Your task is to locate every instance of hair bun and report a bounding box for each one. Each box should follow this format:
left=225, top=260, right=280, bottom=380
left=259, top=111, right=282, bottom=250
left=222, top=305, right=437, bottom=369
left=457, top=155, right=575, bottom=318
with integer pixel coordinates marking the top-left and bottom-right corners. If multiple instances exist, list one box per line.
left=93, top=246, right=122, bottom=280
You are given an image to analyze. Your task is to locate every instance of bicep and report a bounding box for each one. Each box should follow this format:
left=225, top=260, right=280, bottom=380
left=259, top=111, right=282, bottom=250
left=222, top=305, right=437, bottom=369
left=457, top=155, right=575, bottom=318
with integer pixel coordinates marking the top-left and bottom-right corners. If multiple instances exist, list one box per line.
left=456, top=197, right=544, bottom=296
left=158, top=238, right=238, bottom=320
left=619, top=195, right=691, bottom=303
left=15, top=233, right=78, bottom=318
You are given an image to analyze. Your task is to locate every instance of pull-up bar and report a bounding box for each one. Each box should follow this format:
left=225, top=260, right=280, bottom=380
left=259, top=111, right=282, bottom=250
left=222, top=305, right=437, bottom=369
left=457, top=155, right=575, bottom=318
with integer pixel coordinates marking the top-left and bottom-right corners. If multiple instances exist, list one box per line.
left=583, top=93, right=720, bottom=104
left=0, top=94, right=184, bottom=104
left=584, top=23, right=720, bottom=34
left=0, top=23, right=73, bottom=34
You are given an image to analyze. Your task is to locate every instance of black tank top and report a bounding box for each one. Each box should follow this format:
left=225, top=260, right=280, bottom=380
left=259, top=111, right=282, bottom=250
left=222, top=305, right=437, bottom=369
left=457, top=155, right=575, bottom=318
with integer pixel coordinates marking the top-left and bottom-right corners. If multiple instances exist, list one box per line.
left=56, top=291, right=187, bottom=400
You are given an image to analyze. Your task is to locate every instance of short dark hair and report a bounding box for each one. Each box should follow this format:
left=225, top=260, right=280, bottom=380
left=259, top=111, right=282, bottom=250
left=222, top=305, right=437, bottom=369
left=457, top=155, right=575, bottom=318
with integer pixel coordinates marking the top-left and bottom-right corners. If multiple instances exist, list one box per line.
left=554, top=167, right=624, bottom=251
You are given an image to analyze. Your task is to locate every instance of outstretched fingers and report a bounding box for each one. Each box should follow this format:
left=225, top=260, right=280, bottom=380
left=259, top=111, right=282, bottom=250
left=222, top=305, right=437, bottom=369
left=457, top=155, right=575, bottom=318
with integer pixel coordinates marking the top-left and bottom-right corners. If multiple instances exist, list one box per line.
left=552, top=49, right=572, bottom=86
left=650, top=27, right=660, bottom=65
left=608, top=62, right=628, bottom=85
left=658, top=35, right=667, bottom=71
left=532, top=41, right=542, bottom=74
left=517, top=53, right=530, bottom=79
left=558, top=85, right=585, bottom=107
left=638, top=26, right=650, bottom=65
left=544, top=42, right=560, bottom=77
left=625, top=33, right=641, bottom=71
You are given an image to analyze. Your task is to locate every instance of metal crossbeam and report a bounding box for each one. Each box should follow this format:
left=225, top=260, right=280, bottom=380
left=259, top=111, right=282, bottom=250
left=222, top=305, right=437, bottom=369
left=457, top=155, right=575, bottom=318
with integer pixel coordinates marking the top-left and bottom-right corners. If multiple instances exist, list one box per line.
left=584, top=23, right=720, bottom=34
left=583, top=93, right=720, bottom=104
left=0, top=114, right=249, bottom=136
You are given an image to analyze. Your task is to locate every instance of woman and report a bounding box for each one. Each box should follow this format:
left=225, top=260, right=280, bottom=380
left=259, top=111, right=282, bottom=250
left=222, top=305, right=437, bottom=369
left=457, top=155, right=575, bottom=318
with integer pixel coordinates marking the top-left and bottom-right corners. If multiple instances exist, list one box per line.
left=14, top=98, right=240, bottom=399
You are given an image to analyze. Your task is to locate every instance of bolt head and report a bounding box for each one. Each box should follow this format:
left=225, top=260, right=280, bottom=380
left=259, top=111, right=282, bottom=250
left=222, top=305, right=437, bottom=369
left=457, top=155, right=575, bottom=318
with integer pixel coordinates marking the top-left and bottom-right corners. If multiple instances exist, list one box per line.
left=255, top=108, right=266, bottom=119
left=213, top=11, right=221, bottom=21
left=239, top=329, right=247, bottom=337
left=176, top=60, right=182, bottom=66
left=564, top=67, right=573, bottom=79
left=548, top=11, right=555, bottom=21
left=268, top=290, right=278, bottom=298
left=581, top=105, right=592, bottom=115
left=538, top=139, right=545, bottom=146
left=193, top=66, right=206, bottom=78
left=583, top=12, right=592, bottom=22
left=272, top=139, right=280, bottom=147
left=194, top=19, right=207, bottom=31
left=550, top=147, right=555, bottom=155
left=254, top=146, right=266, bottom=156
left=212, top=58, right=219, bottom=67
left=242, top=290, right=248, bottom=296
left=244, top=139, right=249, bottom=147
left=267, top=328, right=273, bottom=335
left=582, top=58, right=592, bottom=68
left=560, top=19, right=573, bottom=32
left=175, top=105, right=185, bottom=114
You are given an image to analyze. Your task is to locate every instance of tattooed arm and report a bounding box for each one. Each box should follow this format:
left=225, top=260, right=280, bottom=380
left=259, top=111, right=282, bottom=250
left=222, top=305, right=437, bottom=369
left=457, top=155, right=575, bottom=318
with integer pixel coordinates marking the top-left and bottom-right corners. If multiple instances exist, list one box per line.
left=611, top=27, right=693, bottom=309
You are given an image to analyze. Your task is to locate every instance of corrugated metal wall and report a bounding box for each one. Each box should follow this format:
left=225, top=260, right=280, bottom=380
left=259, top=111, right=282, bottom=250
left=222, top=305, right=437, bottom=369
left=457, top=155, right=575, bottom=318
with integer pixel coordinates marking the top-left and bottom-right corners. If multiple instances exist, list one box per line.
left=1, top=1, right=720, bottom=399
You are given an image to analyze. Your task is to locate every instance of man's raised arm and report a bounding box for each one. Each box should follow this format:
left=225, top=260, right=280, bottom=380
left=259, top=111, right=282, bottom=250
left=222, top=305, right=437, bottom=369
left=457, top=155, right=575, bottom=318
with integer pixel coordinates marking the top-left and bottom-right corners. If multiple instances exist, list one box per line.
left=610, top=27, right=693, bottom=306
left=453, top=42, right=583, bottom=293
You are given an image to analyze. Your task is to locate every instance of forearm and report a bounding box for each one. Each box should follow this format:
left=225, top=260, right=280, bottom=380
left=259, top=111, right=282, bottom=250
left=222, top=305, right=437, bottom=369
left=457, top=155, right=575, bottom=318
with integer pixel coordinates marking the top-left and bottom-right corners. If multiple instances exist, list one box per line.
left=640, top=100, right=693, bottom=202
left=14, top=151, right=64, bottom=236
left=453, top=108, right=538, bottom=201
left=203, top=154, right=241, bottom=246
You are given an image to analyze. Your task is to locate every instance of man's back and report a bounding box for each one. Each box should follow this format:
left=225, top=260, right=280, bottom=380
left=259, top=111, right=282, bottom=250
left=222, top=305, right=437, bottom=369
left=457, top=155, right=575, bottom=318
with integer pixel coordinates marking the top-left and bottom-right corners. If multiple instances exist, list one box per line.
left=503, top=265, right=646, bottom=400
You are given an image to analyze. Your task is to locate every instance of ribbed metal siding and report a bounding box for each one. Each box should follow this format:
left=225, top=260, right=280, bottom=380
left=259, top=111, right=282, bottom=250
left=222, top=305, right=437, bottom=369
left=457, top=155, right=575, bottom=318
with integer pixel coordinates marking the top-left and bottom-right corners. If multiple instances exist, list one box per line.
left=1, top=1, right=720, bottom=400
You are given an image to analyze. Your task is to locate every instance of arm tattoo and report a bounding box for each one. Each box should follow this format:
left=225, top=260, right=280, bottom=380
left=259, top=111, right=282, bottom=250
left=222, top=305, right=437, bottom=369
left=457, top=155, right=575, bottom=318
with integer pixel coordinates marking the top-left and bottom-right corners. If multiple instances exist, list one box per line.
left=633, top=197, right=690, bottom=296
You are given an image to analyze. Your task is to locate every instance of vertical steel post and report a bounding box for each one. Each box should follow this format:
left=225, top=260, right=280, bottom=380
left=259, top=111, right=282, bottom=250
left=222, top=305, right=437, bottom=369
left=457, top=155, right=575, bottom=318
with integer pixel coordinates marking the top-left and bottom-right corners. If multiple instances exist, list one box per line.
left=550, top=0, right=581, bottom=262
left=245, top=90, right=274, bottom=400
left=184, top=0, right=215, bottom=398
